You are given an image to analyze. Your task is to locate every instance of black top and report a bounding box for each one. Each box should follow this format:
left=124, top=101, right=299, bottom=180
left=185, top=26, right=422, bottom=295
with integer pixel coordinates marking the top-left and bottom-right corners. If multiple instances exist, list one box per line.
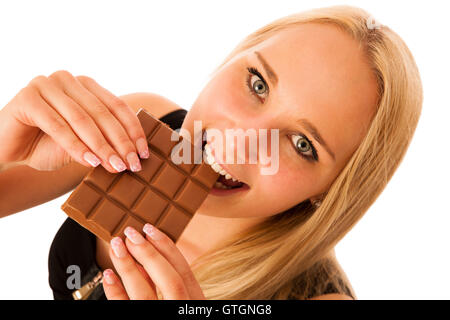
left=48, top=108, right=188, bottom=300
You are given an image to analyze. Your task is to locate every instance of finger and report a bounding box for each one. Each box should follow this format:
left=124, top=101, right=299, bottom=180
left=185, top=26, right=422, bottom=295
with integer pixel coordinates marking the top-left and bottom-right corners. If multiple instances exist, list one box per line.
left=123, top=226, right=190, bottom=300
left=28, top=75, right=124, bottom=173
left=49, top=70, right=142, bottom=172
left=136, top=263, right=157, bottom=293
left=76, top=75, right=150, bottom=159
left=102, top=269, right=129, bottom=300
left=18, top=84, right=101, bottom=169
left=143, top=223, right=205, bottom=299
left=109, top=237, right=158, bottom=300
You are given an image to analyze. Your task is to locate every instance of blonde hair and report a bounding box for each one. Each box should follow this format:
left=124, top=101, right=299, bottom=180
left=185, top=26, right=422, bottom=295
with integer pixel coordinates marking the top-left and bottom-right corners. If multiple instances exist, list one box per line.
left=189, top=5, right=423, bottom=299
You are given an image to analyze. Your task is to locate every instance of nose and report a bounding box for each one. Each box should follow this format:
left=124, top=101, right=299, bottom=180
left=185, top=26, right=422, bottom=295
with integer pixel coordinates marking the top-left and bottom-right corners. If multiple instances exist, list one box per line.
left=205, top=106, right=281, bottom=175
left=206, top=126, right=277, bottom=166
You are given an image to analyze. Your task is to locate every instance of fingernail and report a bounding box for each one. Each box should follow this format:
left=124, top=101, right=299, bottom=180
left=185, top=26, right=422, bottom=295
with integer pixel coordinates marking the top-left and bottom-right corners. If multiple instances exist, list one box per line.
left=103, top=269, right=116, bottom=285
left=124, top=226, right=145, bottom=245
left=126, top=152, right=142, bottom=172
left=109, top=155, right=127, bottom=172
left=110, top=237, right=127, bottom=258
left=143, top=223, right=163, bottom=240
left=136, top=137, right=150, bottom=159
left=83, top=151, right=101, bottom=167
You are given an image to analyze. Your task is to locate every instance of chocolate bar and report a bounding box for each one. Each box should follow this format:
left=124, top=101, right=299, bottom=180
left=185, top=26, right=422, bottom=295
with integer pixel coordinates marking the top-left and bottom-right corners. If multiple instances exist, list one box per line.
left=61, top=108, right=218, bottom=243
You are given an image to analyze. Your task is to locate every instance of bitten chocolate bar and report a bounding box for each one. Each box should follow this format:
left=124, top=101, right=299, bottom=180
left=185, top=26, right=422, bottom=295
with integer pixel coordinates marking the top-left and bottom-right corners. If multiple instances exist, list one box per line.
left=61, top=108, right=218, bottom=243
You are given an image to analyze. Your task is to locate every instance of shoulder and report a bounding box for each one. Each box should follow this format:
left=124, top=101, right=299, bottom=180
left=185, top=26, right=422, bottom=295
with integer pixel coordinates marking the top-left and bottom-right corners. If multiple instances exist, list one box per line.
left=308, top=293, right=354, bottom=300
left=119, top=92, right=183, bottom=119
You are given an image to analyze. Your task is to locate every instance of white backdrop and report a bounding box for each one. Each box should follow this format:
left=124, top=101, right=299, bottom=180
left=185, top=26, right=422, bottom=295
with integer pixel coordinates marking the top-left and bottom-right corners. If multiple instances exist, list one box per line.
left=0, top=0, right=448, bottom=299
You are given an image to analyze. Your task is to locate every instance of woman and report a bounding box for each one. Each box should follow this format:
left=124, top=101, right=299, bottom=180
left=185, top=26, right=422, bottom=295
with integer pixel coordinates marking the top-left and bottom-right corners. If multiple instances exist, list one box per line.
left=0, top=5, right=422, bottom=300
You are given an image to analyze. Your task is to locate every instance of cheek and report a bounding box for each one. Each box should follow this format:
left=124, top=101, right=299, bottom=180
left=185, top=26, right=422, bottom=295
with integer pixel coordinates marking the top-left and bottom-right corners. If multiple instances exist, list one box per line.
left=198, top=67, right=251, bottom=116
left=256, top=163, right=318, bottom=210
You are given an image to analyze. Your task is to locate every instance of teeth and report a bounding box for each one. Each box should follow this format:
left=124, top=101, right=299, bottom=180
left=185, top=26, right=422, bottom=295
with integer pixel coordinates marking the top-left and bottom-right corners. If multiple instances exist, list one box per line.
left=204, top=143, right=243, bottom=184
left=206, top=154, right=215, bottom=165
left=212, top=163, right=221, bottom=172
left=205, top=144, right=212, bottom=156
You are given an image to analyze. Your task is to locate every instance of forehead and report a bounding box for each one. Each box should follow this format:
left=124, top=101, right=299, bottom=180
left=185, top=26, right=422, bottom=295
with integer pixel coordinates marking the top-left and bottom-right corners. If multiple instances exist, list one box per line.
left=248, top=23, right=378, bottom=162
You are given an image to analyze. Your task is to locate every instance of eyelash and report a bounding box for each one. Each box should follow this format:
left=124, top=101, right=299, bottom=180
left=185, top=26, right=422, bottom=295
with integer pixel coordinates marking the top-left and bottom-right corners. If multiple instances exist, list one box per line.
left=245, top=66, right=319, bottom=163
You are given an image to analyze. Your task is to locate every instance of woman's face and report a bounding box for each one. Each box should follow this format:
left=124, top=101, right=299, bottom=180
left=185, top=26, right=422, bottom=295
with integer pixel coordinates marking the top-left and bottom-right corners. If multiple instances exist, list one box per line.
left=181, top=23, right=378, bottom=219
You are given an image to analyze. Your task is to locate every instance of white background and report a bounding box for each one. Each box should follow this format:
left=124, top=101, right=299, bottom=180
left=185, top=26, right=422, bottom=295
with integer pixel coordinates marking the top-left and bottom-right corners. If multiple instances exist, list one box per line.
left=0, top=0, right=448, bottom=299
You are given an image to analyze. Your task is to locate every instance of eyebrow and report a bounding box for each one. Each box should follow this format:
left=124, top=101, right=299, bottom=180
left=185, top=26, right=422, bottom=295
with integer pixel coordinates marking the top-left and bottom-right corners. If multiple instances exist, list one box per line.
left=297, top=119, right=336, bottom=162
left=254, top=51, right=278, bottom=87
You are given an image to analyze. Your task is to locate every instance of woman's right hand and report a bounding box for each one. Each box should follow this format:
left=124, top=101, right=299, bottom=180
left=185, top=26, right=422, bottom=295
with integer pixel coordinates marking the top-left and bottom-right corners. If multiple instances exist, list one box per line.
left=0, top=70, right=150, bottom=173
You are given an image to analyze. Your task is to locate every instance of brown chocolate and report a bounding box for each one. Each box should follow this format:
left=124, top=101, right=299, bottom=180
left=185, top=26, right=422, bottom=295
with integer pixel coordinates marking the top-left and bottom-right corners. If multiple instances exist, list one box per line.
left=61, top=108, right=218, bottom=243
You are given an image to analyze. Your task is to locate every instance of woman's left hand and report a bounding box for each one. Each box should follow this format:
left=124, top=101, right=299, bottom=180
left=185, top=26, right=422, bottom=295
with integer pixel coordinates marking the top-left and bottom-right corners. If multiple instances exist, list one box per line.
left=102, top=223, right=205, bottom=300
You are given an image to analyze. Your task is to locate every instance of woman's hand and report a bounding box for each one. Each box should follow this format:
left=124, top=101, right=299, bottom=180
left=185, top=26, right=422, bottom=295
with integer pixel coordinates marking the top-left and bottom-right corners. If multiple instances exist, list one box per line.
left=0, top=70, right=150, bottom=172
left=102, top=224, right=205, bottom=300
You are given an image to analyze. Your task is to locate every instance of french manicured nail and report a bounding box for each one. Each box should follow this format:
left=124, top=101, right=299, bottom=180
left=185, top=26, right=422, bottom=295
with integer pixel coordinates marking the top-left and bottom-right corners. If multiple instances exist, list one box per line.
left=109, top=155, right=127, bottom=172
left=110, top=237, right=127, bottom=258
left=136, top=137, right=150, bottom=159
left=83, top=151, right=101, bottom=167
left=143, top=223, right=163, bottom=240
left=103, top=269, right=116, bottom=285
left=126, top=152, right=142, bottom=172
left=124, top=226, right=145, bottom=245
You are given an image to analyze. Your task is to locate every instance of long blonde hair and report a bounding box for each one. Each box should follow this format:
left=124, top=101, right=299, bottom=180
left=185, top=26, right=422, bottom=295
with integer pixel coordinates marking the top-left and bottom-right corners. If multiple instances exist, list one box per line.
left=190, top=5, right=423, bottom=299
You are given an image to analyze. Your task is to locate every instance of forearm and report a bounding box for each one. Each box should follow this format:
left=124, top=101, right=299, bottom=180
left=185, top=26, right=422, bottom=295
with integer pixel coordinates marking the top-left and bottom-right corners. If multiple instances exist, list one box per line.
left=0, top=161, right=89, bottom=218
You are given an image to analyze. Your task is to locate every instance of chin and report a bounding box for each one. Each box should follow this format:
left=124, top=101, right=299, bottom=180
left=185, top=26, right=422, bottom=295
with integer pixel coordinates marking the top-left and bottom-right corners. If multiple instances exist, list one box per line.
left=195, top=197, right=269, bottom=220
left=195, top=199, right=227, bottom=217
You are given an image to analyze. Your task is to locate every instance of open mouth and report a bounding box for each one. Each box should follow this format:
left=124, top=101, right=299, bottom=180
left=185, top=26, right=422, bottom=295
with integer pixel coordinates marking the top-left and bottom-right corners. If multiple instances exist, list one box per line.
left=202, top=130, right=250, bottom=195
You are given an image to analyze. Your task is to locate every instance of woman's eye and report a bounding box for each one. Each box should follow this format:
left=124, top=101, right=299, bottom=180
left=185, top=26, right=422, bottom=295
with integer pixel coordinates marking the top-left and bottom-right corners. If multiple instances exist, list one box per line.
left=290, top=134, right=318, bottom=162
left=250, top=75, right=267, bottom=95
left=246, top=67, right=269, bottom=101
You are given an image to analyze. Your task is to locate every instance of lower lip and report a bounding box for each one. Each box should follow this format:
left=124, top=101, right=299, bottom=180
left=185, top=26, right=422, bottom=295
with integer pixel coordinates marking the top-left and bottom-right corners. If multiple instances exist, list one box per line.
left=209, top=183, right=250, bottom=196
